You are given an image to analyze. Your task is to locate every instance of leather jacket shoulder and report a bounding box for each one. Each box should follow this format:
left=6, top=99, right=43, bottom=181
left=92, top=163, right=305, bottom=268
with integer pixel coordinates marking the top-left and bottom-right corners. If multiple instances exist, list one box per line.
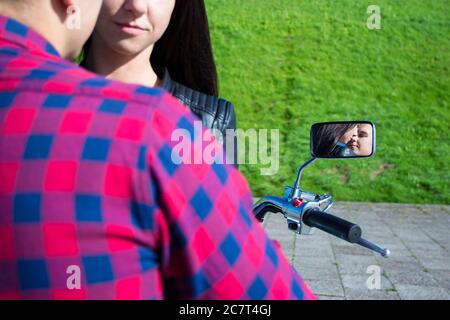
left=161, top=69, right=238, bottom=166
left=161, top=69, right=236, bottom=134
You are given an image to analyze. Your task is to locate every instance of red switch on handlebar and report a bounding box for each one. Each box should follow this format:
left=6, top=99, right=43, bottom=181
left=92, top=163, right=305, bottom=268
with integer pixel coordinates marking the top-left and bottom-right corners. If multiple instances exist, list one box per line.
left=292, top=199, right=304, bottom=208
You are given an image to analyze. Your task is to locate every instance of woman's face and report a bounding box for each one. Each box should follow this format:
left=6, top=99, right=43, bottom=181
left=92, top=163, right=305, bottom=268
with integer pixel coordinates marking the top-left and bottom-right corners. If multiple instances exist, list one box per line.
left=92, top=0, right=176, bottom=55
left=338, top=126, right=359, bottom=151
left=353, top=124, right=373, bottom=156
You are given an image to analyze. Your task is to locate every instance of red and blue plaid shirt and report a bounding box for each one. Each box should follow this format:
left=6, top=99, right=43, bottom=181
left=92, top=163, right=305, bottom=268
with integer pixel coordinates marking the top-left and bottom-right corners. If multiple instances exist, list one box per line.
left=0, top=15, right=315, bottom=300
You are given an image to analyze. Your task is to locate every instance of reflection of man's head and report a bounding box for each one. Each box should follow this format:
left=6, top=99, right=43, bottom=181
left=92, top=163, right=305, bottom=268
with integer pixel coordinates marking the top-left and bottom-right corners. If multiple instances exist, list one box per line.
left=353, top=124, right=373, bottom=156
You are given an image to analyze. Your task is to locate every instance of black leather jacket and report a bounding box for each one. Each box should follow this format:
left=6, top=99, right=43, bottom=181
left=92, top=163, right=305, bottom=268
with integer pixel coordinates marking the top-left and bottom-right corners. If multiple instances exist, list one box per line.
left=161, top=69, right=238, bottom=166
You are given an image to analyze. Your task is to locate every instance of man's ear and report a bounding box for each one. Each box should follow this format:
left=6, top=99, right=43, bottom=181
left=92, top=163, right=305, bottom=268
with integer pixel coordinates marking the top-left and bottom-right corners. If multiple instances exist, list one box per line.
left=59, top=0, right=82, bottom=31
left=57, top=0, right=77, bottom=20
left=61, top=0, right=77, bottom=7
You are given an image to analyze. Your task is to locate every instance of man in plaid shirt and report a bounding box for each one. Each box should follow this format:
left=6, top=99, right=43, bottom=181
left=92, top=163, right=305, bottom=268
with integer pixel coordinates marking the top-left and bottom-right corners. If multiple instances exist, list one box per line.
left=0, top=0, right=315, bottom=299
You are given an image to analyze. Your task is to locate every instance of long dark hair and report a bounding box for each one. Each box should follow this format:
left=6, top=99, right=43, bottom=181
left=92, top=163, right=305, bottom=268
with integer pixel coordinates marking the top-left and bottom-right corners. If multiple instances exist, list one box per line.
left=312, top=123, right=357, bottom=157
left=81, top=0, right=219, bottom=97
left=152, top=1, right=218, bottom=97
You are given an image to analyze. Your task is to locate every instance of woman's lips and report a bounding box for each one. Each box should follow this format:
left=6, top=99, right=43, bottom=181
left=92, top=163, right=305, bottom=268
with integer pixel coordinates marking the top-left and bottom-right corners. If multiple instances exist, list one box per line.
left=347, top=141, right=358, bottom=150
left=115, top=22, right=147, bottom=36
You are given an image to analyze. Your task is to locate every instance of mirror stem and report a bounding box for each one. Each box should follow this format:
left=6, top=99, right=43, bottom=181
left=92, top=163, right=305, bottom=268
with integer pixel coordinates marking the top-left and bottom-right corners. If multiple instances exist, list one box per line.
left=291, top=157, right=317, bottom=199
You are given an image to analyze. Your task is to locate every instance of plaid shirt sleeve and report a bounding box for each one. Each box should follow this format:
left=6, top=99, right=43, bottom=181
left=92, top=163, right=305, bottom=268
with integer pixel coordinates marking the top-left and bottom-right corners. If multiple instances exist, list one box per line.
left=147, top=94, right=315, bottom=299
left=0, top=14, right=315, bottom=300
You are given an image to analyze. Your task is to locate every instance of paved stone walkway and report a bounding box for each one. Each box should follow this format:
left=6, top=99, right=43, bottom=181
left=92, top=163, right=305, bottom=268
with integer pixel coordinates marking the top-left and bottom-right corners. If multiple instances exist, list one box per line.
left=262, top=202, right=450, bottom=300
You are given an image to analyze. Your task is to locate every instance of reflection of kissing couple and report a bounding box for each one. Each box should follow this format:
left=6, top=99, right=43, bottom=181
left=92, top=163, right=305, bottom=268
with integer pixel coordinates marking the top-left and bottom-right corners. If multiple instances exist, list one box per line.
left=313, top=123, right=373, bottom=157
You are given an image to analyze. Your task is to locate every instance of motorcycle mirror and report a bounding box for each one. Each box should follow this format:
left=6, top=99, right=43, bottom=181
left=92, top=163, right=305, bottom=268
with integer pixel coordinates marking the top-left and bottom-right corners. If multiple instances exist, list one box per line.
left=310, top=121, right=376, bottom=159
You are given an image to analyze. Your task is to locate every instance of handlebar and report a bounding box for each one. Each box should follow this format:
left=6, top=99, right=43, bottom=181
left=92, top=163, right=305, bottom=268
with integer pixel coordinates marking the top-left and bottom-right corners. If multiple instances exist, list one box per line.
left=302, top=208, right=362, bottom=243
left=253, top=199, right=390, bottom=257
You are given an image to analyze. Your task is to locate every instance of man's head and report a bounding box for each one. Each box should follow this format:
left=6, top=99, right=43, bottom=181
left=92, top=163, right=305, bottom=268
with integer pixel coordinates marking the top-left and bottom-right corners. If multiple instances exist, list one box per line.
left=354, top=123, right=373, bottom=156
left=0, top=0, right=102, bottom=59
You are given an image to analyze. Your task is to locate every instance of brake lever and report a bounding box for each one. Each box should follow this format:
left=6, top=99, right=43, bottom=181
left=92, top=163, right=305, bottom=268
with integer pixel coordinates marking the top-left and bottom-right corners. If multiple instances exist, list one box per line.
left=357, top=238, right=391, bottom=258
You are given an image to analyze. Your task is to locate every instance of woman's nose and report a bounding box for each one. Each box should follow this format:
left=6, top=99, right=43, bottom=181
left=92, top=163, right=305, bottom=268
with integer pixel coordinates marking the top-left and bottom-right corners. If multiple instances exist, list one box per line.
left=123, top=0, right=147, bottom=16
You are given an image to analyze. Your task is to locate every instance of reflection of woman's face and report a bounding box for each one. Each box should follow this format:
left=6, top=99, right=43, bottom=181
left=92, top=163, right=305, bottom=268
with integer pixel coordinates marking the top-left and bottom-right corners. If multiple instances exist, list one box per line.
left=92, top=0, right=176, bottom=55
left=338, top=126, right=358, bottom=151
left=353, top=124, right=373, bottom=156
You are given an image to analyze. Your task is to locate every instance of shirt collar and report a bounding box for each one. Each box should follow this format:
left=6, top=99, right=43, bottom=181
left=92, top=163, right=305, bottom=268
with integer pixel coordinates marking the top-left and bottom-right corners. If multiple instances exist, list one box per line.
left=0, top=14, right=61, bottom=58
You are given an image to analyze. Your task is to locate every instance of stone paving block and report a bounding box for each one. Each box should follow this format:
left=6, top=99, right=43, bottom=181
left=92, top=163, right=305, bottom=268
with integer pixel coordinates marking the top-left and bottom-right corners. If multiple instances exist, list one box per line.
left=296, top=246, right=334, bottom=259
left=296, top=235, right=332, bottom=246
left=265, top=230, right=294, bottom=240
left=265, top=222, right=293, bottom=235
left=259, top=202, right=450, bottom=299
left=376, top=261, right=426, bottom=279
left=409, top=248, right=449, bottom=261
left=317, top=295, right=345, bottom=300
left=422, top=232, right=450, bottom=246
left=385, top=270, right=441, bottom=288
left=427, top=269, right=450, bottom=292
left=265, top=228, right=293, bottom=240
left=334, top=254, right=379, bottom=275
left=293, top=255, right=336, bottom=271
left=391, top=228, right=431, bottom=242
left=296, top=239, right=332, bottom=249
left=295, top=243, right=333, bottom=255
left=295, top=266, right=340, bottom=281
left=341, top=274, right=394, bottom=291
left=395, top=284, right=450, bottom=300
left=406, top=240, right=447, bottom=253
left=428, top=209, right=450, bottom=221
left=344, top=288, right=400, bottom=300
left=300, top=230, right=331, bottom=240
left=420, top=257, right=450, bottom=271
left=303, top=279, right=344, bottom=297
left=332, top=244, right=376, bottom=256
left=438, top=243, right=450, bottom=252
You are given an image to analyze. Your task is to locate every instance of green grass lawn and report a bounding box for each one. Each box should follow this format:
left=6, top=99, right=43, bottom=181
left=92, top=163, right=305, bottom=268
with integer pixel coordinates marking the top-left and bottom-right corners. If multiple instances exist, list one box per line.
left=206, top=0, right=449, bottom=204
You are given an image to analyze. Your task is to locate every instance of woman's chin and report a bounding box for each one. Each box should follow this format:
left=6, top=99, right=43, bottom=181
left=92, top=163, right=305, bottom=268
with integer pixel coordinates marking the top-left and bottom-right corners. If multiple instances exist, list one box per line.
left=113, top=40, right=151, bottom=56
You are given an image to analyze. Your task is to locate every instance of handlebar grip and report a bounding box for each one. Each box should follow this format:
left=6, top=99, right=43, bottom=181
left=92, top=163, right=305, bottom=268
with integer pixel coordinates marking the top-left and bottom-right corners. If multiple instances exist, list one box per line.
left=302, top=208, right=362, bottom=243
